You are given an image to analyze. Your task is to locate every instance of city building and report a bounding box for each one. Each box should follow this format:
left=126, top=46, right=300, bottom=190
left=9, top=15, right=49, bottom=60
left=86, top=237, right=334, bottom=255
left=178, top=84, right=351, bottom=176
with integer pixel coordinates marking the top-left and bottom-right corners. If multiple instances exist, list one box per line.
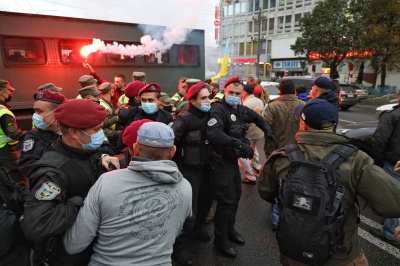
left=218, top=0, right=400, bottom=87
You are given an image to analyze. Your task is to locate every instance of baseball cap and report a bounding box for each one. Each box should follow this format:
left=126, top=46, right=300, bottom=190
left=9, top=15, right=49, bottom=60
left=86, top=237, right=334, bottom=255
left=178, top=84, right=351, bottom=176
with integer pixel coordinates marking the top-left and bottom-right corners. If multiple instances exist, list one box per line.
left=0, top=79, right=15, bottom=91
left=137, top=122, right=175, bottom=147
left=295, top=98, right=338, bottom=130
left=313, top=77, right=331, bottom=90
left=122, top=119, right=152, bottom=148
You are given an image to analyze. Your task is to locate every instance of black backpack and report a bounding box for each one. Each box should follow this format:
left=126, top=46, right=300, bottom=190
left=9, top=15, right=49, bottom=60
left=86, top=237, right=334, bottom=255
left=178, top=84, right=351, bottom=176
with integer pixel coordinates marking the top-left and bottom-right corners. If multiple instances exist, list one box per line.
left=0, top=166, right=28, bottom=257
left=276, top=144, right=358, bottom=266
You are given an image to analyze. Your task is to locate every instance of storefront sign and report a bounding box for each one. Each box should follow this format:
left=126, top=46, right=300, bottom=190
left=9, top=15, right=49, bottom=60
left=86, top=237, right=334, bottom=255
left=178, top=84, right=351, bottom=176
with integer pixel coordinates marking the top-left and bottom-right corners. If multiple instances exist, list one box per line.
left=309, top=50, right=374, bottom=61
left=232, top=58, right=256, bottom=63
left=273, top=60, right=300, bottom=69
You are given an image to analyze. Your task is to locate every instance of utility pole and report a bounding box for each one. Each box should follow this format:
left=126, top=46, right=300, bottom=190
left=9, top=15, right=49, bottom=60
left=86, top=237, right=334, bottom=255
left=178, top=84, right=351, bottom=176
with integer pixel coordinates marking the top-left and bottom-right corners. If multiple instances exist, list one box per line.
left=256, top=2, right=262, bottom=79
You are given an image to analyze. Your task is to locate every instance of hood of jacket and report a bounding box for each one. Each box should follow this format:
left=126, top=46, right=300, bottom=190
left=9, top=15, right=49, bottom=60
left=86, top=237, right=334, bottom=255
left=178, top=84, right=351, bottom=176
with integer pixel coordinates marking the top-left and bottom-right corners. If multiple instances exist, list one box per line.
left=128, top=158, right=183, bottom=184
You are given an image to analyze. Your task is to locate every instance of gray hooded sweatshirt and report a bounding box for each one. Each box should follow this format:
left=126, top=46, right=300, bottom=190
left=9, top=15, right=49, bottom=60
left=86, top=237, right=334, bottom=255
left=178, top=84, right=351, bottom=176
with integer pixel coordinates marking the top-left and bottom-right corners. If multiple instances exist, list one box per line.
left=63, top=159, right=192, bottom=266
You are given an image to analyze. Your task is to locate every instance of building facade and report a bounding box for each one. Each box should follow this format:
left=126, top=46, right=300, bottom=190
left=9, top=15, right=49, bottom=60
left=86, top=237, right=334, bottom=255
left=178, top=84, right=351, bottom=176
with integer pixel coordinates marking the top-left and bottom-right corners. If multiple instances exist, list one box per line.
left=218, top=0, right=400, bottom=86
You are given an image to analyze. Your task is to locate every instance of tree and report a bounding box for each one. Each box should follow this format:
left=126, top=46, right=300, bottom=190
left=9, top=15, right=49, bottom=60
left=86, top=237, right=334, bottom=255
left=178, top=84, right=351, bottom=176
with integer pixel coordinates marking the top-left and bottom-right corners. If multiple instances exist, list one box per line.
left=360, top=0, right=400, bottom=87
left=290, top=0, right=364, bottom=78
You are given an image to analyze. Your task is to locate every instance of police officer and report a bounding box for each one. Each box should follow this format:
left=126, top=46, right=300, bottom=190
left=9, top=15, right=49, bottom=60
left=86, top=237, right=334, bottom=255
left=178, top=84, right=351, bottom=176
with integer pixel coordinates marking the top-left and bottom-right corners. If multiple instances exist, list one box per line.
left=115, top=83, right=173, bottom=153
left=206, top=76, right=278, bottom=258
left=20, top=99, right=120, bottom=266
left=170, top=82, right=213, bottom=265
left=0, top=79, right=27, bottom=187
left=18, top=90, right=66, bottom=177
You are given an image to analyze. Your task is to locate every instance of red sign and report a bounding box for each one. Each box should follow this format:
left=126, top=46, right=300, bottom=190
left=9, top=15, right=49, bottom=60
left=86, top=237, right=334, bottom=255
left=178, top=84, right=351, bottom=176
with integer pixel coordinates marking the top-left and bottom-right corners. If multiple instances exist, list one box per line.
left=215, top=27, right=219, bottom=40
left=309, top=50, right=374, bottom=61
left=215, top=6, right=219, bottom=19
left=232, top=58, right=257, bottom=63
left=214, top=20, right=219, bottom=27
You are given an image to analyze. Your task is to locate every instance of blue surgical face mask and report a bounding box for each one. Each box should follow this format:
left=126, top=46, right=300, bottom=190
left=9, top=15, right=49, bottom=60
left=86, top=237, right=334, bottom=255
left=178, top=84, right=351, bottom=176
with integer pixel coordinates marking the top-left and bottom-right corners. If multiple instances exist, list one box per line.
left=141, top=102, right=158, bottom=115
left=225, top=95, right=241, bottom=107
left=32, top=110, right=55, bottom=130
left=180, top=88, right=186, bottom=96
left=78, top=129, right=104, bottom=150
left=198, top=102, right=211, bottom=112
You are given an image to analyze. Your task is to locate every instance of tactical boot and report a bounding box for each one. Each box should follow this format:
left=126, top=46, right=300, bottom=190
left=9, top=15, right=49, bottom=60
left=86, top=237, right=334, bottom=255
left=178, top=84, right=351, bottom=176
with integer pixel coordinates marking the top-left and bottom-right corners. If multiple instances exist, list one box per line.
left=228, top=228, right=245, bottom=245
left=213, top=239, right=237, bottom=258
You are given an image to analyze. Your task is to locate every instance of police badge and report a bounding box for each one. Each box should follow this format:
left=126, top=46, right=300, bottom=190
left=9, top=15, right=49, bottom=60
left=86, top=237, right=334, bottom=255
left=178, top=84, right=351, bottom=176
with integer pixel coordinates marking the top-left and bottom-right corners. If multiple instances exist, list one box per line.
left=22, top=139, right=34, bottom=152
left=35, top=181, right=61, bottom=201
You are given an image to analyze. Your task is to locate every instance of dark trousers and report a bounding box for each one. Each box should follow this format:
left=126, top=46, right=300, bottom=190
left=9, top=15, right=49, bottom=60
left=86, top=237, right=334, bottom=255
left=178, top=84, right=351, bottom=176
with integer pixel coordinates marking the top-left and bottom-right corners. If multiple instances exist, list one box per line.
left=209, top=156, right=242, bottom=241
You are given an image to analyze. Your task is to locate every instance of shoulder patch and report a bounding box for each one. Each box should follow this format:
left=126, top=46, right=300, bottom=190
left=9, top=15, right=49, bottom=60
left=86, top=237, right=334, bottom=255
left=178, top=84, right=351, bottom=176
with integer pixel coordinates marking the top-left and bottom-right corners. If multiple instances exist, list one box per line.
left=7, top=123, right=16, bottom=133
left=22, top=139, right=35, bottom=152
left=207, top=118, right=218, bottom=126
left=35, top=181, right=61, bottom=201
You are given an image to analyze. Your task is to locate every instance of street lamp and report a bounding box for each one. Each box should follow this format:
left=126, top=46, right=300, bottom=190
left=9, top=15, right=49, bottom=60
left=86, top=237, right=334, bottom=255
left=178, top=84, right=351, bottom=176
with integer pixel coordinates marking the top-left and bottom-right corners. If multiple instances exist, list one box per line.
left=255, top=3, right=262, bottom=79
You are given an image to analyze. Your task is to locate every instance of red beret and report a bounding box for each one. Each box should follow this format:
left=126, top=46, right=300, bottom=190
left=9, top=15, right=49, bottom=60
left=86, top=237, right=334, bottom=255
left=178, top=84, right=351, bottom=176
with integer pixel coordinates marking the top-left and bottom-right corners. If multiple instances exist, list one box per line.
left=186, top=82, right=206, bottom=100
left=224, top=76, right=243, bottom=88
left=253, top=87, right=262, bottom=98
left=34, top=90, right=66, bottom=105
left=125, top=81, right=145, bottom=98
left=54, top=99, right=107, bottom=129
left=139, top=83, right=161, bottom=96
left=122, top=119, right=152, bottom=148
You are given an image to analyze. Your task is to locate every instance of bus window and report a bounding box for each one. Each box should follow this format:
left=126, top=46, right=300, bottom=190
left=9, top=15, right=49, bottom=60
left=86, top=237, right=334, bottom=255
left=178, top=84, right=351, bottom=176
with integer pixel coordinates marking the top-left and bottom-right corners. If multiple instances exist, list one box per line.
left=104, top=41, right=140, bottom=66
left=177, top=45, right=199, bottom=66
left=145, top=52, right=169, bottom=64
left=3, top=37, right=46, bottom=65
left=59, top=39, right=92, bottom=65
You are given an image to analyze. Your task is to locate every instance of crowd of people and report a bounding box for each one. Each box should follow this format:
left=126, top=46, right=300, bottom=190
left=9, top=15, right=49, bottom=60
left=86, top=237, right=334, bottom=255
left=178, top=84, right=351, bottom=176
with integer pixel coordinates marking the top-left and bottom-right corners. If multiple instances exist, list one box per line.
left=0, top=66, right=400, bottom=266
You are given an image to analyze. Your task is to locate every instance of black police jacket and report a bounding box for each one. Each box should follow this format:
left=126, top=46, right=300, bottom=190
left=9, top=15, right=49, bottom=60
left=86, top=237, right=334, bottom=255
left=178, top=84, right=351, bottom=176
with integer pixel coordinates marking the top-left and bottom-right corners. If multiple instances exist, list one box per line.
left=372, top=104, right=400, bottom=167
left=115, top=108, right=174, bottom=154
left=206, top=100, right=273, bottom=160
left=21, top=139, right=107, bottom=242
left=171, top=105, right=210, bottom=166
left=17, top=129, right=60, bottom=177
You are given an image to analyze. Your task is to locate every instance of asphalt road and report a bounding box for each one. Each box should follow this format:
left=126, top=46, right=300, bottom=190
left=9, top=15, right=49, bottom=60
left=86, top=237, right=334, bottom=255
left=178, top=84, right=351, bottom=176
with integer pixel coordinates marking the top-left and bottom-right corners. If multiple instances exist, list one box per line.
left=182, top=100, right=400, bottom=266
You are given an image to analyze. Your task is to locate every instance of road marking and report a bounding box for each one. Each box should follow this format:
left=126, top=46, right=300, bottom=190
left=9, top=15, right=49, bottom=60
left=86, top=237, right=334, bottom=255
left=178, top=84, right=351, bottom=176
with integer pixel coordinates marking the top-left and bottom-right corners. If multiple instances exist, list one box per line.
left=360, top=215, right=382, bottom=230
left=358, top=228, right=400, bottom=259
left=338, top=119, right=357, bottom=124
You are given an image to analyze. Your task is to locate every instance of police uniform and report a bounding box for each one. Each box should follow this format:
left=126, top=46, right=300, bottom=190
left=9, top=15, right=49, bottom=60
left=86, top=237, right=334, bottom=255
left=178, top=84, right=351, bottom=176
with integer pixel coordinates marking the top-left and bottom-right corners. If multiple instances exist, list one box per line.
left=115, top=83, right=173, bottom=154
left=0, top=80, right=27, bottom=186
left=20, top=99, right=112, bottom=266
left=206, top=77, right=277, bottom=257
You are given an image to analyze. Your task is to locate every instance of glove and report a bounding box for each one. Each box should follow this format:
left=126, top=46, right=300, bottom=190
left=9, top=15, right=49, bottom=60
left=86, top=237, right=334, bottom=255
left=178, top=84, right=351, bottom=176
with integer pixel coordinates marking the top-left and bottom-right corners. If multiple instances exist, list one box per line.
left=267, top=132, right=279, bottom=149
left=234, top=140, right=254, bottom=159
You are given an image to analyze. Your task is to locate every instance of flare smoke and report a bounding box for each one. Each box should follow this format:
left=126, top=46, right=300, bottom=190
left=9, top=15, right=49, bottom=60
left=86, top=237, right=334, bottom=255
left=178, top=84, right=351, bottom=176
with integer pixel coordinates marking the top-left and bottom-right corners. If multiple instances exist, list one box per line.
left=82, top=26, right=192, bottom=58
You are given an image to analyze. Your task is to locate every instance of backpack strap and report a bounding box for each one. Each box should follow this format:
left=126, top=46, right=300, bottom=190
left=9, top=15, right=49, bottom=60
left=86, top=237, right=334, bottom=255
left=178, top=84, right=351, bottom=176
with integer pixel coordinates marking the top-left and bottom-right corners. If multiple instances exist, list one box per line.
left=322, top=144, right=358, bottom=169
left=285, top=144, right=306, bottom=162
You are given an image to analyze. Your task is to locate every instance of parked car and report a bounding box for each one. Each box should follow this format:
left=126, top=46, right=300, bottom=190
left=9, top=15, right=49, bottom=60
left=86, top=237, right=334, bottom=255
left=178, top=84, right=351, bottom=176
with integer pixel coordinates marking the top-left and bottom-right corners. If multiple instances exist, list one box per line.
left=354, top=86, right=369, bottom=101
left=338, top=84, right=358, bottom=110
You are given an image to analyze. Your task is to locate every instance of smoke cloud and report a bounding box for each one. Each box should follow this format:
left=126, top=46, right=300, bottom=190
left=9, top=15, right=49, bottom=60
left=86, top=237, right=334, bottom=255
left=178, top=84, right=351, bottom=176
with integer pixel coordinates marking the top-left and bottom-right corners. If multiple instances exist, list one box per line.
left=81, top=26, right=192, bottom=59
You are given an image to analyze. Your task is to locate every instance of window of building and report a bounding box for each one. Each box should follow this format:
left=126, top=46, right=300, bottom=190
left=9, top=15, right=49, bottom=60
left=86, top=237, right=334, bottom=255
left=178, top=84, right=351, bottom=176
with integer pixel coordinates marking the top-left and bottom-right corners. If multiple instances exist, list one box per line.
left=240, top=23, right=246, bottom=36
left=255, top=0, right=260, bottom=11
left=248, top=0, right=254, bottom=12
left=227, top=4, right=233, bottom=16
left=3, top=37, right=46, bottom=65
left=304, top=0, right=311, bottom=6
left=234, top=23, right=240, bottom=36
left=248, top=21, right=253, bottom=35
left=263, top=0, right=268, bottom=9
left=270, top=0, right=276, bottom=9
left=235, top=2, right=241, bottom=14
left=296, top=0, right=303, bottom=7
left=246, top=42, right=252, bottom=55
left=267, top=40, right=272, bottom=54
left=294, top=13, right=302, bottom=27
left=240, top=2, right=247, bottom=13
left=277, top=16, right=284, bottom=33
left=285, top=15, right=292, bottom=29
left=252, top=41, right=259, bottom=55
left=287, top=0, right=293, bottom=9
left=269, top=17, right=275, bottom=32
left=177, top=45, right=199, bottom=66
left=262, top=19, right=267, bottom=33
left=222, top=6, right=227, bottom=18
left=239, top=42, right=245, bottom=56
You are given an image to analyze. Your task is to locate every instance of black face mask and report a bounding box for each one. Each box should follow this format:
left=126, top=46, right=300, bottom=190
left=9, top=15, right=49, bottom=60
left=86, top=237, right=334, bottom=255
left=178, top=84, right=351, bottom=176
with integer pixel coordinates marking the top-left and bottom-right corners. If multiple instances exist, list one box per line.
left=163, top=105, right=173, bottom=113
left=3, top=92, right=12, bottom=102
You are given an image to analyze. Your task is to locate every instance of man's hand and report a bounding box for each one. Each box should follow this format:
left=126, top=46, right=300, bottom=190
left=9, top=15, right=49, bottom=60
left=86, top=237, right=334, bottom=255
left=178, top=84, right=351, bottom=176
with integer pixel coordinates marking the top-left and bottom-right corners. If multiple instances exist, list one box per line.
left=83, top=62, right=95, bottom=74
left=235, top=140, right=254, bottom=159
left=101, top=155, right=120, bottom=171
left=395, top=225, right=400, bottom=241
left=394, top=161, right=400, bottom=174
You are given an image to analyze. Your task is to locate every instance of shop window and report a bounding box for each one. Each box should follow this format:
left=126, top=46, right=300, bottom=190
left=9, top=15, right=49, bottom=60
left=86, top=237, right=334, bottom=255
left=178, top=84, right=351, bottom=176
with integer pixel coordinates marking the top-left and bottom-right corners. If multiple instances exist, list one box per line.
left=177, top=45, right=199, bottom=66
left=3, top=37, right=46, bottom=65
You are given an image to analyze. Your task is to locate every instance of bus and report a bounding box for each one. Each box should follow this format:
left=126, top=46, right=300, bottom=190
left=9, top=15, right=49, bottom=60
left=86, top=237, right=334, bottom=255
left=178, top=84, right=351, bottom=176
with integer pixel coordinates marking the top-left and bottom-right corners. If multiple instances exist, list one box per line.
left=0, top=11, right=205, bottom=129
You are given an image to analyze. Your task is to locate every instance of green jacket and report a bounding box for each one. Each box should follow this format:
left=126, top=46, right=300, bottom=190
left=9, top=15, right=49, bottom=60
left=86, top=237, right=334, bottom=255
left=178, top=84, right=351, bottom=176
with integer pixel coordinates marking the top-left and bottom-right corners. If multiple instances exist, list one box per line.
left=258, top=130, right=400, bottom=265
